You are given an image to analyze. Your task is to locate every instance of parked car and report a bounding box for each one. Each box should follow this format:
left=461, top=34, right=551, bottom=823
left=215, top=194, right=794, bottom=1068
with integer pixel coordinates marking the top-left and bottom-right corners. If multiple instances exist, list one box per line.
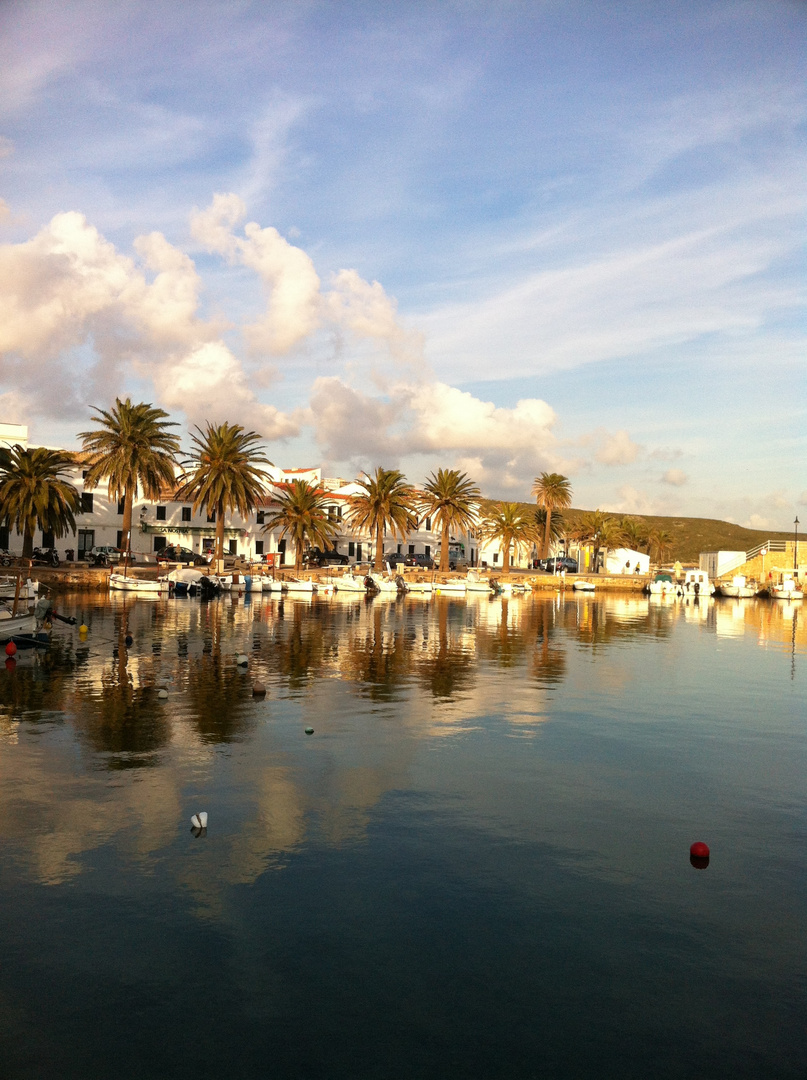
left=543, top=556, right=578, bottom=573
left=303, top=547, right=349, bottom=567
left=403, top=553, right=436, bottom=570
left=383, top=552, right=406, bottom=567
left=86, top=545, right=134, bottom=566
left=156, top=545, right=207, bottom=566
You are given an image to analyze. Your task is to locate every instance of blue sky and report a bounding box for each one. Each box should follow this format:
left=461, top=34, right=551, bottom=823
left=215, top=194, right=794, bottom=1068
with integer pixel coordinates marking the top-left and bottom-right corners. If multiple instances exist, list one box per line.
left=0, top=0, right=804, bottom=527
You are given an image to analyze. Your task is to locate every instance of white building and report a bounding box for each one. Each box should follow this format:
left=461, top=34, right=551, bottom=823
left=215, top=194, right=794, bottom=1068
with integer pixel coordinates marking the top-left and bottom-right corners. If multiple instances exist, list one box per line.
left=604, top=547, right=650, bottom=575
left=0, top=450, right=477, bottom=567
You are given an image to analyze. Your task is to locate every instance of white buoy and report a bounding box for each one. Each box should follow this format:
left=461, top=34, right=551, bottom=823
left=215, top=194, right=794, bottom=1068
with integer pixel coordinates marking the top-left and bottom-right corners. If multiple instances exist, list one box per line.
left=198, top=811, right=208, bottom=828
left=191, top=814, right=201, bottom=828
left=158, top=689, right=168, bottom=699
left=236, top=653, right=249, bottom=666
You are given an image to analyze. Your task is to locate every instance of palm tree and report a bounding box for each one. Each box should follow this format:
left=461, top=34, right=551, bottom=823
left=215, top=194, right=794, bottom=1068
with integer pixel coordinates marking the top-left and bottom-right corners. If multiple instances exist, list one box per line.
left=647, top=527, right=673, bottom=564
left=619, top=516, right=648, bottom=553
left=597, top=515, right=626, bottom=572
left=532, top=472, right=573, bottom=559
left=477, top=502, right=535, bottom=574
left=79, top=398, right=180, bottom=556
left=568, top=509, right=611, bottom=573
left=262, top=479, right=339, bottom=573
left=418, top=468, right=481, bottom=572
left=533, top=507, right=566, bottom=553
left=346, top=467, right=417, bottom=571
left=175, top=423, right=271, bottom=562
left=0, top=445, right=81, bottom=558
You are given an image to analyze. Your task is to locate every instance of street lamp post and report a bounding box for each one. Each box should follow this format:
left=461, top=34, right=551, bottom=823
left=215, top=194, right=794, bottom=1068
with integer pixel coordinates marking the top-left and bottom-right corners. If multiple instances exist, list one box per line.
left=795, top=516, right=800, bottom=576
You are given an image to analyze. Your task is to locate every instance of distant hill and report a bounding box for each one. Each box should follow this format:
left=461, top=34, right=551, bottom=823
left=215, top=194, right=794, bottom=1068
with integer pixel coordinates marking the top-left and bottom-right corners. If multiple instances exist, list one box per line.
left=481, top=500, right=794, bottom=563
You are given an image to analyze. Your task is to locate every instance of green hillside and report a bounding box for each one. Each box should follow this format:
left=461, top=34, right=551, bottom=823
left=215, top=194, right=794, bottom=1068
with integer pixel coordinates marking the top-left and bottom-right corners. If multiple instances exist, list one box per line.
left=482, top=499, right=795, bottom=563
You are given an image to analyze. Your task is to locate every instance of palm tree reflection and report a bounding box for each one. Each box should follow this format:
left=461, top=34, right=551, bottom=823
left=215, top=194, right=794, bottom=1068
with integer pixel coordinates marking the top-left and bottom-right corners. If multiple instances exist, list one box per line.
left=417, top=599, right=474, bottom=700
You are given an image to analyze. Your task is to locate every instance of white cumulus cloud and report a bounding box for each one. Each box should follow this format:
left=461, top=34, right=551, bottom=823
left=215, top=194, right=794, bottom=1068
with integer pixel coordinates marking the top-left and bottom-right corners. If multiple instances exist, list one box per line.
left=595, top=429, right=641, bottom=466
left=661, top=468, right=688, bottom=486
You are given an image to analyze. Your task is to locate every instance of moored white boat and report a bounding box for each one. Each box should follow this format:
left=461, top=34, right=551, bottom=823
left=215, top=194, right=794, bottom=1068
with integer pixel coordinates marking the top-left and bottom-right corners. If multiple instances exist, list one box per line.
left=367, top=571, right=399, bottom=594
left=109, top=573, right=170, bottom=594
left=681, top=569, right=714, bottom=597
left=334, top=572, right=367, bottom=593
left=465, top=570, right=494, bottom=593
left=719, top=574, right=755, bottom=599
left=573, top=579, right=596, bottom=592
left=0, top=577, right=39, bottom=601
left=285, top=578, right=317, bottom=593
left=405, top=580, right=434, bottom=594
left=435, top=580, right=467, bottom=595
left=648, top=573, right=677, bottom=596
left=0, top=605, right=38, bottom=638
left=771, top=578, right=803, bottom=600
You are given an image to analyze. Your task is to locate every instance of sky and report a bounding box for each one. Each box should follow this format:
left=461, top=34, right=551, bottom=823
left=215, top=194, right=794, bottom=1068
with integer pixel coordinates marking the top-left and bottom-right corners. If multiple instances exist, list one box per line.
left=0, top=0, right=804, bottom=528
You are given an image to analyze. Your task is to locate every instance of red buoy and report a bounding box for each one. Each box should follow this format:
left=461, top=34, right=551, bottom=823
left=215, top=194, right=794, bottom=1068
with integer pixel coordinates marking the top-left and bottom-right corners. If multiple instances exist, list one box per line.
left=5, top=641, right=17, bottom=657
left=690, top=841, right=710, bottom=858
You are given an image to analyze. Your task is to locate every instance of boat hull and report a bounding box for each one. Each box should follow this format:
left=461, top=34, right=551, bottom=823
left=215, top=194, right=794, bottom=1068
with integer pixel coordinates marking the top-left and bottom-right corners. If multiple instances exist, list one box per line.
left=109, top=574, right=170, bottom=593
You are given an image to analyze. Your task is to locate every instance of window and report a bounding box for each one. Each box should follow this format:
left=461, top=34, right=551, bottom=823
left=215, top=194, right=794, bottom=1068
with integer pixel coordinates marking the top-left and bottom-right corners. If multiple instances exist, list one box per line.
left=42, top=531, right=54, bottom=548
left=82, top=470, right=89, bottom=480
left=202, top=538, right=215, bottom=554
left=408, top=544, right=415, bottom=555
left=228, top=539, right=237, bottom=555
left=207, top=510, right=216, bottom=523
left=0, top=526, right=8, bottom=549
left=278, top=538, right=286, bottom=565
left=328, top=505, right=342, bottom=522
left=153, top=536, right=167, bottom=552
left=80, top=492, right=93, bottom=513
left=182, top=506, right=191, bottom=522
left=493, top=552, right=499, bottom=564
left=255, top=540, right=264, bottom=555
left=117, top=497, right=125, bottom=515
left=116, top=531, right=124, bottom=549
left=156, top=505, right=166, bottom=521
left=425, top=517, right=431, bottom=531
left=256, top=510, right=265, bottom=524
left=356, top=543, right=362, bottom=562
left=348, top=542, right=355, bottom=557
left=424, top=545, right=430, bottom=558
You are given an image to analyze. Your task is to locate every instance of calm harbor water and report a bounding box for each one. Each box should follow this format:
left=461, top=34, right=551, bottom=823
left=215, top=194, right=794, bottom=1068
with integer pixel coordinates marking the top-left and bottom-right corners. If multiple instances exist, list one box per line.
left=1, top=590, right=804, bottom=1079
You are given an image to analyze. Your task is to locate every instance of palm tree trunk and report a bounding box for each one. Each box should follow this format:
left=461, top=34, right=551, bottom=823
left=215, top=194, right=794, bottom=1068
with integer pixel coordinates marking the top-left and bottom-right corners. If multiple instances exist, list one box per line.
left=216, top=500, right=225, bottom=561
left=22, top=524, right=34, bottom=559
left=440, top=520, right=450, bottom=572
left=121, top=487, right=134, bottom=556
left=295, top=541, right=303, bottom=574
left=375, top=522, right=384, bottom=571
left=542, top=508, right=552, bottom=559
left=502, top=541, right=511, bottom=574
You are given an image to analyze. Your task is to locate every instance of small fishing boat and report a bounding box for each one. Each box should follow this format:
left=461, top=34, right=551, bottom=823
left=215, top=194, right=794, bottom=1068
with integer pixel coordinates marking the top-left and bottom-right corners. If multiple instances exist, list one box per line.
left=465, top=570, right=495, bottom=594
left=719, top=574, right=755, bottom=599
left=109, top=573, right=171, bottom=594
left=0, top=605, right=38, bottom=640
left=434, top=578, right=467, bottom=595
left=265, top=579, right=287, bottom=593
left=573, top=579, right=596, bottom=592
left=648, top=573, right=677, bottom=596
left=334, top=572, right=367, bottom=593
left=681, top=570, right=714, bottom=597
left=405, top=580, right=434, bottom=595
left=771, top=578, right=803, bottom=600
left=285, top=578, right=317, bottom=593
left=367, top=571, right=400, bottom=595
left=0, top=576, right=39, bottom=601
left=166, top=568, right=221, bottom=597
